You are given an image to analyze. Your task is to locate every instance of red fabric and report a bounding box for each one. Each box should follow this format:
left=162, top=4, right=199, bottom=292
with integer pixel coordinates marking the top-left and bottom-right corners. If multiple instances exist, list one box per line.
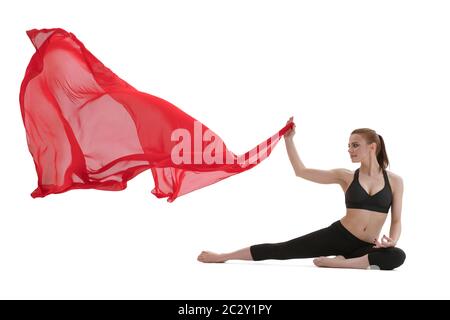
left=19, top=28, right=293, bottom=202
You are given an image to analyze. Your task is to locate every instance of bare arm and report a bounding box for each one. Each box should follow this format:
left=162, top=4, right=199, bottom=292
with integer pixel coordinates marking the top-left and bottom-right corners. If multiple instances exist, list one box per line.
left=389, top=175, right=403, bottom=244
left=283, top=118, right=348, bottom=185
left=284, top=137, right=305, bottom=176
left=373, top=174, right=404, bottom=249
left=285, top=138, right=348, bottom=184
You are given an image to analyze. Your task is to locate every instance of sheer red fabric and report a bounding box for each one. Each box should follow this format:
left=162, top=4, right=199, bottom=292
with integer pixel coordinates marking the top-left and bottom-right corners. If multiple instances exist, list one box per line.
left=19, top=28, right=293, bottom=202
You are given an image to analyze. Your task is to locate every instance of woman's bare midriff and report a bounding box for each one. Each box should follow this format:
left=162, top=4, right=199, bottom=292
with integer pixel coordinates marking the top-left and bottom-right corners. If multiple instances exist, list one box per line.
left=340, top=209, right=387, bottom=243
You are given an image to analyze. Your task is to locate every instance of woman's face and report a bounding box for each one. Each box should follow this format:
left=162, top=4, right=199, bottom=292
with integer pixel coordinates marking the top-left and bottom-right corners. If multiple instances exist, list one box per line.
left=348, top=134, right=375, bottom=162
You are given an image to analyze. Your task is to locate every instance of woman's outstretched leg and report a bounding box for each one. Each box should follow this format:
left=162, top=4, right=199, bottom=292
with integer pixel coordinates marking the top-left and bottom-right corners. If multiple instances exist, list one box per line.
left=198, top=221, right=346, bottom=263
left=198, top=247, right=253, bottom=263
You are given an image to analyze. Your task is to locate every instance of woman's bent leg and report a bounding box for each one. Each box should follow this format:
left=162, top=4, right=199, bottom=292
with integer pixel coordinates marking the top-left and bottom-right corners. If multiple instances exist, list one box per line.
left=345, top=246, right=406, bottom=270
left=313, top=255, right=370, bottom=269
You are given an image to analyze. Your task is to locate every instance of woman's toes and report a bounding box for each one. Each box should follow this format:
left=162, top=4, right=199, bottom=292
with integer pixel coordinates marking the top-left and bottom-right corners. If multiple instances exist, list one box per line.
left=197, top=252, right=208, bottom=262
left=198, top=251, right=215, bottom=263
left=313, top=256, right=330, bottom=267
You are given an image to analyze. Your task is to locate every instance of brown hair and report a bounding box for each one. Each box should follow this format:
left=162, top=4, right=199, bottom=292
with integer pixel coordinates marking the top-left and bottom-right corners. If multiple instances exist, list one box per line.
left=351, top=128, right=389, bottom=170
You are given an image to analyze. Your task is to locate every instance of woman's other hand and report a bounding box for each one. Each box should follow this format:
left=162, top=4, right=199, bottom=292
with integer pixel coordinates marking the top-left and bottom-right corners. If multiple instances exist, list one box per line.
left=373, top=235, right=397, bottom=248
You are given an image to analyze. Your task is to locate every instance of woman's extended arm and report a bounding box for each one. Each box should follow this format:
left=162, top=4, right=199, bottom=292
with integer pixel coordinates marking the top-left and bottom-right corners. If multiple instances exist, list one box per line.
left=284, top=118, right=305, bottom=175
left=283, top=117, right=348, bottom=185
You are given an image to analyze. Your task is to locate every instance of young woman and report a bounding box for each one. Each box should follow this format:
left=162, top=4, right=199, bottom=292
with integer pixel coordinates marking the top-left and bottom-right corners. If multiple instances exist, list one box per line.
left=198, top=117, right=406, bottom=270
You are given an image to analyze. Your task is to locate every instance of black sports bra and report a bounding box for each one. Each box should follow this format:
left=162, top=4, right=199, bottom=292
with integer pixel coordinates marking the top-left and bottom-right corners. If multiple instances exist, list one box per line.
left=345, top=168, right=392, bottom=214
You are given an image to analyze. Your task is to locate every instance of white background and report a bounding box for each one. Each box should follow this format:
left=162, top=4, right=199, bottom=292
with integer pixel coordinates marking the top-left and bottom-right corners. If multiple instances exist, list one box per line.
left=0, top=0, right=449, bottom=299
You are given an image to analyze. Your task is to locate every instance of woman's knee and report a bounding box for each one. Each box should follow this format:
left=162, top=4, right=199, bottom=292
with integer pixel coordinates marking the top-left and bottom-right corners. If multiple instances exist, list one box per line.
left=368, top=247, right=406, bottom=270
left=250, top=243, right=291, bottom=261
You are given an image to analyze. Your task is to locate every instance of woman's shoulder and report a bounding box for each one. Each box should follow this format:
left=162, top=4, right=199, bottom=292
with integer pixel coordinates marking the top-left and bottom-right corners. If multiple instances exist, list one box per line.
left=385, top=169, right=402, bottom=180
left=334, top=168, right=355, bottom=186
left=385, top=169, right=404, bottom=190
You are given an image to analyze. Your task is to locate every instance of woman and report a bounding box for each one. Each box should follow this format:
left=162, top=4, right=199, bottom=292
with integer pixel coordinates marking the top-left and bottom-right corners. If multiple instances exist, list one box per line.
left=197, top=117, right=406, bottom=270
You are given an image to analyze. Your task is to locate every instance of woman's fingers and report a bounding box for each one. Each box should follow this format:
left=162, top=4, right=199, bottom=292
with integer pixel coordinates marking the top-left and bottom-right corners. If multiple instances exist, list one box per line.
left=371, top=235, right=396, bottom=249
left=373, top=235, right=395, bottom=248
left=373, top=239, right=379, bottom=247
left=284, top=117, right=296, bottom=139
left=381, top=235, right=394, bottom=246
left=373, top=238, right=385, bottom=248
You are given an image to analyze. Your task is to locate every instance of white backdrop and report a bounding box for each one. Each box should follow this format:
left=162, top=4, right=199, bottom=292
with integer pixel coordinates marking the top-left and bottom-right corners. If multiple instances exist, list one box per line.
left=0, top=0, right=449, bottom=299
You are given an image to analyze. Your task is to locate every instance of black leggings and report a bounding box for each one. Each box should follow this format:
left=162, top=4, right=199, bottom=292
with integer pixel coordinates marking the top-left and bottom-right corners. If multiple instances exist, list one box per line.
left=250, top=220, right=406, bottom=270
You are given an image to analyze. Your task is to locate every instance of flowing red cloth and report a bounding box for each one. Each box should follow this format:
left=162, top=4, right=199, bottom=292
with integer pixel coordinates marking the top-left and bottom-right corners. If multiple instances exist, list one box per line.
left=19, top=28, right=293, bottom=202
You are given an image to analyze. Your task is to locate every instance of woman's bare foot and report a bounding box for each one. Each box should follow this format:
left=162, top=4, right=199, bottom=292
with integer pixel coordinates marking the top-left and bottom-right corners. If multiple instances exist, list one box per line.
left=313, top=255, right=346, bottom=268
left=197, top=251, right=227, bottom=263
